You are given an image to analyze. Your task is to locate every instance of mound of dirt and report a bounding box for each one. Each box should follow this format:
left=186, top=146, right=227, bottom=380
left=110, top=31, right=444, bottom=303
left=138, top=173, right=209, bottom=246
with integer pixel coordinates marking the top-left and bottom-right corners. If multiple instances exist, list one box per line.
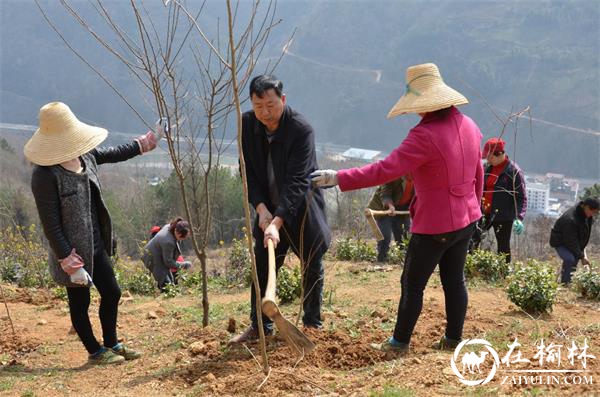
left=0, top=326, right=41, bottom=357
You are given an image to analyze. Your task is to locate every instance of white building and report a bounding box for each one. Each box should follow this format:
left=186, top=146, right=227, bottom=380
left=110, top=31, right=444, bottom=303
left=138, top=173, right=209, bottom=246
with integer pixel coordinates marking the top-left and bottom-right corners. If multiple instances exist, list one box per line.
left=527, top=182, right=550, bottom=214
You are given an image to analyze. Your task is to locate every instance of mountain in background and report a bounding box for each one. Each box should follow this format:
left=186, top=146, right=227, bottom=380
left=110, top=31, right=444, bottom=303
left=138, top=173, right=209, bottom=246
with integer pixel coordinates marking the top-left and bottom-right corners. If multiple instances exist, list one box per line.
left=1, top=0, right=598, bottom=178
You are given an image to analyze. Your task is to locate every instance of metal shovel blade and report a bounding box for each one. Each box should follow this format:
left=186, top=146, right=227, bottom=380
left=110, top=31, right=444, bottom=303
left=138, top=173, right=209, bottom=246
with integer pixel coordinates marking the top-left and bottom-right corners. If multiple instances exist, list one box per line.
left=262, top=299, right=316, bottom=355
left=262, top=239, right=316, bottom=355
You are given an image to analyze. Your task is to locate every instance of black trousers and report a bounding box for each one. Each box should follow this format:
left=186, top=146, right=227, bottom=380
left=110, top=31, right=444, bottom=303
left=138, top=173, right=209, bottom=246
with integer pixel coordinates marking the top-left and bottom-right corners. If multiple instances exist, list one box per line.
left=66, top=250, right=121, bottom=354
left=250, top=228, right=326, bottom=330
left=393, top=222, right=476, bottom=344
left=470, top=215, right=513, bottom=263
left=376, top=215, right=410, bottom=262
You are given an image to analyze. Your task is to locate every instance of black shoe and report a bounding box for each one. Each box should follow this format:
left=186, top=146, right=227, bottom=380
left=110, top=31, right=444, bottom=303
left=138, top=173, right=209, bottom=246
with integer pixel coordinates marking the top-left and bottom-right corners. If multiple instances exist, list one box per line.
left=433, top=335, right=461, bottom=351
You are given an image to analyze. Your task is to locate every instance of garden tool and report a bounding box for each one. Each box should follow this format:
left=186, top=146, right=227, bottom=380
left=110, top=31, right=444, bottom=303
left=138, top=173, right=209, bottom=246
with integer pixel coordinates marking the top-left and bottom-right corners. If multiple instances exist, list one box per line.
left=261, top=239, right=316, bottom=355
left=364, top=208, right=410, bottom=241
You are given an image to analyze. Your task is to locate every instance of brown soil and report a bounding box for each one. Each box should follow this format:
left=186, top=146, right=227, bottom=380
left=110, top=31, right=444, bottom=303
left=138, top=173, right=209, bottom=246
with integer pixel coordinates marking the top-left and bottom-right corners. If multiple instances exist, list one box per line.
left=1, top=260, right=599, bottom=396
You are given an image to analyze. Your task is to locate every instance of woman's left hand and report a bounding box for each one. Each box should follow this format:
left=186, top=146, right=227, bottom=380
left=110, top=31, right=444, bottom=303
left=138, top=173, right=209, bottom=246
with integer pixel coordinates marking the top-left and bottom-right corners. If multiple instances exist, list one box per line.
left=310, top=169, right=338, bottom=188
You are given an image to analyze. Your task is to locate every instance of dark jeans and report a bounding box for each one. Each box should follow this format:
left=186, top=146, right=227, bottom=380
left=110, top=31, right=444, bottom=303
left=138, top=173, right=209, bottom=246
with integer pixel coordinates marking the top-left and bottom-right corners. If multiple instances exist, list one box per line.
left=376, top=215, right=410, bottom=262
left=470, top=215, right=513, bottom=262
left=393, top=222, right=476, bottom=344
left=66, top=250, right=121, bottom=354
left=556, top=246, right=579, bottom=284
left=250, top=232, right=325, bottom=331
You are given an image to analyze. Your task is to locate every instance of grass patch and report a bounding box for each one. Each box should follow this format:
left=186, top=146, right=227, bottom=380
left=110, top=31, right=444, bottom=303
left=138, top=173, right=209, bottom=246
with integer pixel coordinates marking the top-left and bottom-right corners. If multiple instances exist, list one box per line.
left=465, top=386, right=499, bottom=396
left=0, top=379, right=14, bottom=392
left=369, top=383, right=415, bottom=397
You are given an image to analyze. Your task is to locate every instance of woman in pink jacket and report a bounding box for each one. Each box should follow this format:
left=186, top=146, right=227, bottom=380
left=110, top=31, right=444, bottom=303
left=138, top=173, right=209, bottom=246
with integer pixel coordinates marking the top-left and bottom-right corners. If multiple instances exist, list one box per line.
left=311, top=63, right=483, bottom=355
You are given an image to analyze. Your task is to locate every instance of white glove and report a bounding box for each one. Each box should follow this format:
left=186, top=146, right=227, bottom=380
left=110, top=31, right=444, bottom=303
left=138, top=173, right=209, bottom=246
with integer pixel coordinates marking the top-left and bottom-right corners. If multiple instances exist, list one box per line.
left=70, top=267, right=93, bottom=286
left=310, top=169, right=338, bottom=188
left=154, top=117, right=170, bottom=140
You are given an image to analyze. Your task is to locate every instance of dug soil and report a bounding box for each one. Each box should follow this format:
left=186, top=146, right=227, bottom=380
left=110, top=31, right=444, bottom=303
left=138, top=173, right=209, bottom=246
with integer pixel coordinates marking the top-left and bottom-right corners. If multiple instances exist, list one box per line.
left=1, top=259, right=599, bottom=396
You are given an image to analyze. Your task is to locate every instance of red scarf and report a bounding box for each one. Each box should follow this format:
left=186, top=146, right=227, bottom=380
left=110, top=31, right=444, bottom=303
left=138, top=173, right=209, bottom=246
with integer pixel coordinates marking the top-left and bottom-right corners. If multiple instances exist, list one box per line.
left=482, top=157, right=508, bottom=215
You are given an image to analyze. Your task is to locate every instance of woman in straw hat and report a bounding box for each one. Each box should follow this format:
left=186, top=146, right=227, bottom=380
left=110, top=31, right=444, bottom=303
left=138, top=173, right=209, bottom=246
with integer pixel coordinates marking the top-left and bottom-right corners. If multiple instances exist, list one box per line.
left=25, top=102, right=159, bottom=365
left=311, top=63, right=483, bottom=355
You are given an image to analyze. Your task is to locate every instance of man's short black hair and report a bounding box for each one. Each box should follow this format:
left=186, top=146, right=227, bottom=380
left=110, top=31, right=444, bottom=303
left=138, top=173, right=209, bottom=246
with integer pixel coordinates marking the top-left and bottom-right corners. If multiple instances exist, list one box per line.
left=249, top=75, right=283, bottom=99
left=582, top=197, right=600, bottom=210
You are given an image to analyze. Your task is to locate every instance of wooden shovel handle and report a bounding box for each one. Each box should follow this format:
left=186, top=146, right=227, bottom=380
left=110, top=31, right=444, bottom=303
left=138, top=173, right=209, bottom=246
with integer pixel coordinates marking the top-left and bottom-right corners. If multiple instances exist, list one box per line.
left=368, top=209, right=410, bottom=216
left=264, top=239, right=277, bottom=303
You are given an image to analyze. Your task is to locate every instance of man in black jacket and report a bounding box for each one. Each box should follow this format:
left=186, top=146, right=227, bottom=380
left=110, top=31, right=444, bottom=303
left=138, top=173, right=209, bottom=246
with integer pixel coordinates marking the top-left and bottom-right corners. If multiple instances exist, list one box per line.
left=550, top=197, right=599, bottom=284
left=230, top=75, right=331, bottom=343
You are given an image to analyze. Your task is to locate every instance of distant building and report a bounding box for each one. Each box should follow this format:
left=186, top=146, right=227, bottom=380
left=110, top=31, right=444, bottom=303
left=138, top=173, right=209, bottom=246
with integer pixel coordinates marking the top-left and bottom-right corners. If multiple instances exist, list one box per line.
left=341, top=147, right=381, bottom=161
left=527, top=182, right=550, bottom=214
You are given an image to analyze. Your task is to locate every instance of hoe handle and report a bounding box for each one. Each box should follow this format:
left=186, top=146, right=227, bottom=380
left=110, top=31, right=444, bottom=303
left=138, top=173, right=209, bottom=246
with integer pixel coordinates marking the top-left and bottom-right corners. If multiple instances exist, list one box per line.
left=368, top=210, right=410, bottom=216
left=264, top=239, right=277, bottom=304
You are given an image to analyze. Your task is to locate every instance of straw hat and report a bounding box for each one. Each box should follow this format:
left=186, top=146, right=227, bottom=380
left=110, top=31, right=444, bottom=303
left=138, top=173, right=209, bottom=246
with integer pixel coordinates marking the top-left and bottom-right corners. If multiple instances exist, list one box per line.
left=387, top=63, right=468, bottom=118
left=24, top=102, right=107, bottom=166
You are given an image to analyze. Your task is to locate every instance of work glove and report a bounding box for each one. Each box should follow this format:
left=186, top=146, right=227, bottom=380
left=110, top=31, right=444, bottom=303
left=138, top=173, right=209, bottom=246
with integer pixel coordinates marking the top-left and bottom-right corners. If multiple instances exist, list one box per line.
left=264, top=224, right=280, bottom=248
left=309, top=169, right=338, bottom=188
left=59, top=248, right=84, bottom=275
left=70, top=267, right=93, bottom=286
left=512, top=219, right=524, bottom=235
left=154, top=117, right=170, bottom=140
left=178, top=261, right=192, bottom=270
left=136, top=130, right=158, bottom=154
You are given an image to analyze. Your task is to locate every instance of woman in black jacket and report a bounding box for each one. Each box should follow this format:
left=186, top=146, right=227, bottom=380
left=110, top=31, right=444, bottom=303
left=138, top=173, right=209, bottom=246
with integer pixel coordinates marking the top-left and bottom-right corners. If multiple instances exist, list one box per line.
left=25, top=102, right=158, bottom=365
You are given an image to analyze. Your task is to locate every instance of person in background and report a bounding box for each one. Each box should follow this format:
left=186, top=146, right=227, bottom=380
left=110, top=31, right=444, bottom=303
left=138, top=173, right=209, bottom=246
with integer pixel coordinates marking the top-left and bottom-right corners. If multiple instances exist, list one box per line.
left=143, top=218, right=192, bottom=291
left=367, top=175, right=414, bottom=262
left=149, top=224, right=185, bottom=285
left=550, top=197, right=599, bottom=284
left=27, top=101, right=157, bottom=365
left=469, top=137, right=527, bottom=263
left=311, top=63, right=483, bottom=355
left=229, top=75, right=331, bottom=344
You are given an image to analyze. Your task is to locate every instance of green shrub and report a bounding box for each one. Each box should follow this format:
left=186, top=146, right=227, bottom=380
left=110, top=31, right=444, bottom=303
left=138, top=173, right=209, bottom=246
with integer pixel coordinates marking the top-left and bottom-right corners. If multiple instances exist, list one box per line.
left=161, top=282, right=180, bottom=298
left=465, top=249, right=510, bottom=282
left=506, top=260, right=558, bottom=314
left=387, top=243, right=407, bottom=265
left=571, top=266, right=600, bottom=300
left=0, top=225, right=54, bottom=288
left=180, top=270, right=203, bottom=289
left=225, top=237, right=252, bottom=287
left=115, top=264, right=156, bottom=295
left=335, top=237, right=377, bottom=262
left=51, top=286, right=68, bottom=301
left=277, top=265, right=302, bottom=304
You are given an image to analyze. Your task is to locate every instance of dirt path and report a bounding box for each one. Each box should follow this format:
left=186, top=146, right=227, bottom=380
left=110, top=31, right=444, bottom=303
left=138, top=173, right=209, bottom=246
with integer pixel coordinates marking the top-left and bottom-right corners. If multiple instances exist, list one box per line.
left=1, top=261, right=599, bottom=396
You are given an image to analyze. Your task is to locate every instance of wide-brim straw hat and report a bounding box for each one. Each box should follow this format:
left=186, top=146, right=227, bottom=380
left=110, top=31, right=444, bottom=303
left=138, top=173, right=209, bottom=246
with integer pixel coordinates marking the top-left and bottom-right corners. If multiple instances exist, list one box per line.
left=24, top=102, right=107, bottom=166
left=387, top=63, right=468, bottom=118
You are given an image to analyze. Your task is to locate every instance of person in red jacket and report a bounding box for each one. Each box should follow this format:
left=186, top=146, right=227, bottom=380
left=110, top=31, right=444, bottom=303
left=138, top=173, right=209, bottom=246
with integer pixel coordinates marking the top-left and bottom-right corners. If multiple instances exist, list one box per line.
left=470, top=137, right=527, bottom=263
left=311, top=63, right=483, bottom=355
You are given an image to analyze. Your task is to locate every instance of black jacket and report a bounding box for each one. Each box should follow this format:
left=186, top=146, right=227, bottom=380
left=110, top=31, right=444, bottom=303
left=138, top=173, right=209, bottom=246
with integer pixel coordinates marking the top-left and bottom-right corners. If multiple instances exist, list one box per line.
left=550, top=203, right=594, bottom=260
left=484, top=159, right=527, bottom=222
left=241, top=106, right=330, bottom=253
left=31, top=142, right=140, bottom=286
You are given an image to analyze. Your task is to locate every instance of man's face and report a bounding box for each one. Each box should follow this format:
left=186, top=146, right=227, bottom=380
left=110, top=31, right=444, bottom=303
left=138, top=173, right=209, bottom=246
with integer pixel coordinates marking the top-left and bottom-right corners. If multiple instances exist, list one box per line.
left=583, top=205, right=599, bottom=218
left=251, top=89, right=285, bottom=132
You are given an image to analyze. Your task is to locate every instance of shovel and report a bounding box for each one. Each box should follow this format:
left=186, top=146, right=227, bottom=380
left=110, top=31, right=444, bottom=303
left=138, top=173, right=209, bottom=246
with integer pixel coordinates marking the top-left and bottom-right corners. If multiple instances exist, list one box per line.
left=364, top=208, right=410, bottom=241
left=261, top=239, right=316, bottom=355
